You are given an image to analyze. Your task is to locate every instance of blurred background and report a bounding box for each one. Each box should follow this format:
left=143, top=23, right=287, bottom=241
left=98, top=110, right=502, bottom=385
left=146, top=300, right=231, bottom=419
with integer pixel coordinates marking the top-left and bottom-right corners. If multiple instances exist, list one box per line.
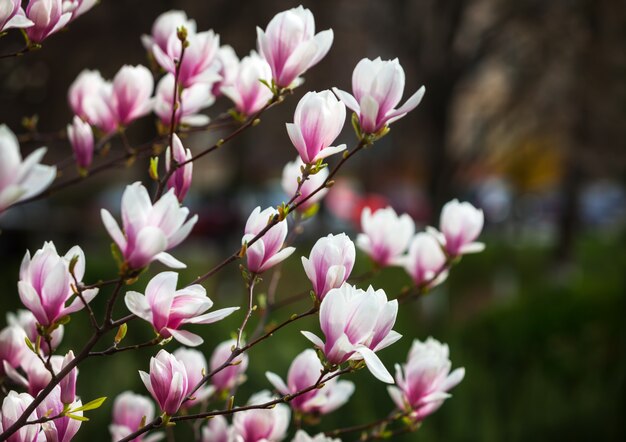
left=1, top=0, right=625, bottom=441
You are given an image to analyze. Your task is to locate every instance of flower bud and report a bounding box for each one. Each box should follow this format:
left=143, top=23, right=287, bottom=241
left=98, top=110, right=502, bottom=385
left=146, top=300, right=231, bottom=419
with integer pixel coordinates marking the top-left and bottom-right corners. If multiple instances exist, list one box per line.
left=241, top=207, right=295, bottom=273
left=67, top=116, right=94, bottom=169
left=356, top=206, right=415, bottom=267
left=139, top=350, right=189, bottom=416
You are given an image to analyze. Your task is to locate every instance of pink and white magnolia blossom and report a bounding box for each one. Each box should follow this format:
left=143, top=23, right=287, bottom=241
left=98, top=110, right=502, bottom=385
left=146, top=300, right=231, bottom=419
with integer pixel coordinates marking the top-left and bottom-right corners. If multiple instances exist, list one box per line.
left=4, top=352, right=63, bottom=396
left=164, top=134, right=193, bottom=203
left=36, top=386, right=82, bottom=442
left=0, top=391, right=40, bottom=442
left=139, top=350, right=189, bottom=416
left=126, top=272, right=238, bottom=347
left=6, top=310, right=64, bottom=354
left=0, top=0, right=33, bottom=32
left=172, top=348, right=214, bottom=408
left=333, top=57, right=425, bottom=134
left=109, top=392, right=161, bottom=442
left=109, top=65, right=154, bottom=127
left=0, top=326, right=27, bottom=376
left=286, top=91, right=346, bottom=164
left=154, top=74, right=214, bottom=127
left=18, top=242, right=98, bottom=327
left=201, top=415, right=230, bottom=442
left=242, top=206, right=295, bottom=274
left=301, top=233, right=355, bottom=301
left=302, top=284, right=401, bottom=383
left=281, top=157, right=329, bottom=211
left=212, top=45, right=239, bottom=97
left=153, top=30, right=221, bottom=88
left=221, top=51, right=273, bottom=116
left=67, top=70, right=116, bottom=133
left=25, top=0, right=72, bottom=43
left=0, top=125, right=56, bottom=213
left=100, top=182, right=198, bottom=270
left=231, top=391, right=290, bottom=442
left=209, top=339, right=249, bottom=393
left=67, top=116, right=94, bottom=169
left=292, top=431, right=340, bottom=442
left=356, top=206, right=415, bottom=267
left=257, top=6, right=333, bottom=88
left=432, top=199, right=485, bottom=257
left=141, top=10, right=196, bottom=54
left=266, top=349, right=354, bottom=415
left=387, top=337, right=465, bottom=421
left=401, top=233, right=448, bottom=288
left=62, top=0, right=96, bottom=22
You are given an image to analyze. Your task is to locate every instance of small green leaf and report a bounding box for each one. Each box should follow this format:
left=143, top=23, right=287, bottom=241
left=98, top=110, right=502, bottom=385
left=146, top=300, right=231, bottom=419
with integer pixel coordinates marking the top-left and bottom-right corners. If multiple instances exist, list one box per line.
left=71, top=397, right=107, bottom=413
left=114, top=323, right=127, bottom=345
left=149, top=157, right=159, bottom=181
left=24, top=336, right=36, bottom=353
left=67, top=414, right=89, bottom=422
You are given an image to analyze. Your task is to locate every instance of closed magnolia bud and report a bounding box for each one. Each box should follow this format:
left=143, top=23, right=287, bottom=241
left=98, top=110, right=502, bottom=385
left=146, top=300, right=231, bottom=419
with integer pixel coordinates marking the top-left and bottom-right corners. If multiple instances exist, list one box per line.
left=301, top=233, right=355, bottom=301
left=109, top=65, right=154, bottom=127
left=165, top=134, right=193, bottom=202
left=59, top=350, right=77, bottom=404
left=25, top=0, right=72, bottom=43
left=0, top=325, right=27, bottom=375
left=256, top=6, right=333, bottom=88
left=139, top=350, right=189, bottom=416
left=201, top=415, right=230, bottom=442
left=37, top=386, right=82, bottom=441
left=286, top=91, right=346, bottom=164
left=1, top=391, right=39, bottom=442
left=437, top=199, right=485, bottom=256
left=67, top=116, right=94, bottom=169
left=67, top=70, right=117, bottom=133
left=241, top=207, right=295, bottom=273
left=401, top=232, right=448, bottom=288
left=333, top=57, right=425, bottom=134
left=356, top=206, right=415, bottom=267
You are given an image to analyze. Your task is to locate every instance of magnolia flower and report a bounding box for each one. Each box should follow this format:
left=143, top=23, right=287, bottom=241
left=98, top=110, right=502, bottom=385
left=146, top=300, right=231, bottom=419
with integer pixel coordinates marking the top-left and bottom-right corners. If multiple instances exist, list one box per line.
left=126, top=272, right=238, bottom=347
left=100, top=182, right=198, bottom=270
left=266, top=349, right=354, bottom=415
left=37, top=386, right=82, bottom=442
left=0, top=125, right=56, bottom=213
left=18, top=242, right=98, bottom=327
left=7, top=310, right=64, bottom=354
left=257, top=6, right=333, bottom=88
left=333, top=57, right=425, bottom=134
left=141, top=10, right=197, bottom=54
left=231, top=391, right=290, bottom=442
left=67, top=116, right=94, bottom=169
left=221, top=51, right=273, bottom=116
left=153, top=30, right=221, bottom=88
left=302, top=284, right=401, bottom=383
left=388, top=338, right=465, bottom=421
left=154, top=74, right=214, bottom=127
left=0, top=1, right=33, bottom=32
left=25, top=0, right=72, bottom=43
left=109, top=65, right=154, bottom=127
left=301, top=233, right=355, bottom=301
left=109, top=392, right=160, bottom=442
left=210, top=339, right=249, bottom=393
left=201, top=415, right=230, bottom=442
left=242, top=207, right=295, bottom=273
left=0, top=326, right=27, bottom=375
left=165, top=134, right=193, bottom=202
left=292, top=431, right=340, bottom=442
left=58, top=351, right=77, bottom=405
left=139, top=350, right=189, bottom=416
left=401, top=233, right=448, bottom=288
left=356, top=207, right=415, bottom=267
left=433, top=199, right=485, bottom=256
left=286, top=91, right=346, bottom=164
left=212, top=45, right=239, bottom=97
left=62, top=0, right=97, bottom=21
left=4, top=351, right=63, bottom=396
left=0, top=391, right=40, bottom=442
left=172, top=348, right=214, bottom=408
left=281, top=157, right=329, bottom=211
left=67, top=70, right=116, bottom=133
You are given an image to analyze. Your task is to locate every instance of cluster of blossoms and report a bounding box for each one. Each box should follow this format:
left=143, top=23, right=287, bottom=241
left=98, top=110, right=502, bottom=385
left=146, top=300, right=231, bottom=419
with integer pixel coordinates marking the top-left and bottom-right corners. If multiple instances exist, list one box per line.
left=0, top=4, right=487, bottom=442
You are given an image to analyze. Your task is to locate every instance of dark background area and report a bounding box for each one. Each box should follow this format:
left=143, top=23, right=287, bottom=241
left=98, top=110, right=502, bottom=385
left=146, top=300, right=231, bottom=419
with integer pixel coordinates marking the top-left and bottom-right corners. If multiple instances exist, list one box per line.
left=1, top=0, right=625, bottom=441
